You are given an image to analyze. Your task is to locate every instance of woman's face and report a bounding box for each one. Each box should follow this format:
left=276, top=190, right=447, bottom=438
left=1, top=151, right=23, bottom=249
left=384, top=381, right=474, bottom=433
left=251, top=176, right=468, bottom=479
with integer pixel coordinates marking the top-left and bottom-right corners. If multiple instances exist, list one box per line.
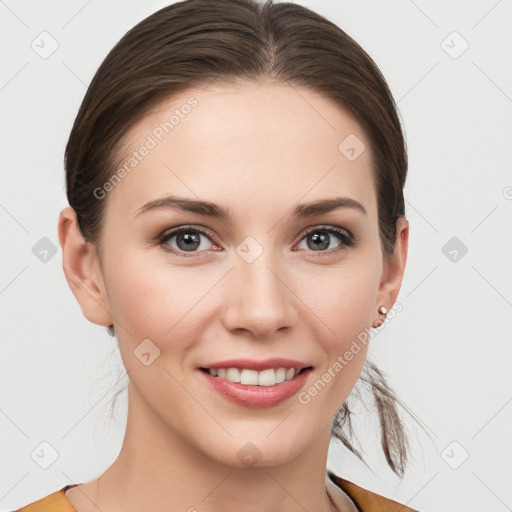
left=67, top=81, right=407, bottom=467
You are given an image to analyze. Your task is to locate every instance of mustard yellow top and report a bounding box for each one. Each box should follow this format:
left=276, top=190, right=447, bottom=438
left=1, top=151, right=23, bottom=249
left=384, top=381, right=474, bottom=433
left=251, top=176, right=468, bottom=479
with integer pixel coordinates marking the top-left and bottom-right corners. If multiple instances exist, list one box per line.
left=13, top=472, right=418, bottom=512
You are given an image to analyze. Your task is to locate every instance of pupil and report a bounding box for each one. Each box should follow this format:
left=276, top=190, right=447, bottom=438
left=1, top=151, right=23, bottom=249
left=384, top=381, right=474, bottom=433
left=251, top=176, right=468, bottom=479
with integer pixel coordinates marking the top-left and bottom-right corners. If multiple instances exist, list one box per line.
left=179, top=232, right=200, bottom=251
left=309, top=232, right=329, bottom=251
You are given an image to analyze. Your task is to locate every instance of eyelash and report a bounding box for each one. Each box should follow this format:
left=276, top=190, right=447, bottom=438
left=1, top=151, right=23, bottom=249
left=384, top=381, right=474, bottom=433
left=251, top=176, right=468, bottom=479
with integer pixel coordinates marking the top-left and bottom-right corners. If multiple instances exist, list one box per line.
left=156, top=224, right=356, bottom=258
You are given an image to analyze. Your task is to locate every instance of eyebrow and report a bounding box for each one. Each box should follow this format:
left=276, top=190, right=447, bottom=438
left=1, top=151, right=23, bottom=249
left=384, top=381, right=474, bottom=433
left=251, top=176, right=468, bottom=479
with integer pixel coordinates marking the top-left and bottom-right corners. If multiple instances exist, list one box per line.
left=134, top=195, right=367, bottom=221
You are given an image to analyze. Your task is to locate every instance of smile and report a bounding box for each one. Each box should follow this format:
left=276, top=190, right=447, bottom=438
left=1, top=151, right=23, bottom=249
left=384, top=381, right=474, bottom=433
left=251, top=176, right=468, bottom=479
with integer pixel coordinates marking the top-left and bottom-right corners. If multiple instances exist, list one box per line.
left=200, top=367, right=310, bottom=386
left=197, top=359, right=313, bottom=408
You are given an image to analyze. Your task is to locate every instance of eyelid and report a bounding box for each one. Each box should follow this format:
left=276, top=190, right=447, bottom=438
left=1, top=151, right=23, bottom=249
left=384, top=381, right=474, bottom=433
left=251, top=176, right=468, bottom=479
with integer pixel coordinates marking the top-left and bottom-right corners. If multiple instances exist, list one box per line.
left=294, top=224, right=356, bottom=253
left=156, top=224, right=221, bottom=256
left=298, top=224, right=353, bottom=241
left=156, top=223, right=356, bottom=257
left=157, top=224, right=217, bottom=238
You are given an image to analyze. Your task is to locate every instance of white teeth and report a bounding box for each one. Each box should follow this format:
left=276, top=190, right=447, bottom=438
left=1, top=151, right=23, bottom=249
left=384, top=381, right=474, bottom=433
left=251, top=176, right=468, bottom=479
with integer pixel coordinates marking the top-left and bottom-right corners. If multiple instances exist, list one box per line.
left=225, top=368, right=241, bottom=383
left=258, top=369, right=276, bottom=386
left=207, top=367, right=302, bottom=386
left=240, top=369, right=259, bottom=385
left=275, top=367, right=286, bottom=383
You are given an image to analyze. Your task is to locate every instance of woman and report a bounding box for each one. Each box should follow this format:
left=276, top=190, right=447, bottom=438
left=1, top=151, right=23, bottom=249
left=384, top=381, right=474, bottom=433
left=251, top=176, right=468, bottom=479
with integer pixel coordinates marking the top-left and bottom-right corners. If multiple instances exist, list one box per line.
left=15, top=0, right=416, bottom=510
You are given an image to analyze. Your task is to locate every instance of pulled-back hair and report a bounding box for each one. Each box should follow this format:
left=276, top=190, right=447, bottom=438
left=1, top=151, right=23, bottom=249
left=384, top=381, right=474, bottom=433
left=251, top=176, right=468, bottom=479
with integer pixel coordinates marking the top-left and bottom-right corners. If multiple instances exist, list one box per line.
left=64, top=0, right=410, bottom=476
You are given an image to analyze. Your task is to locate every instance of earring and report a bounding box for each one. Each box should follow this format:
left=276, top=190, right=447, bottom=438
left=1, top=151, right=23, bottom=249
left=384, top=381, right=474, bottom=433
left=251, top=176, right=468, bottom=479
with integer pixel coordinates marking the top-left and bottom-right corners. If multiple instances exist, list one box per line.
left=373, top=306, right=388, bottom=328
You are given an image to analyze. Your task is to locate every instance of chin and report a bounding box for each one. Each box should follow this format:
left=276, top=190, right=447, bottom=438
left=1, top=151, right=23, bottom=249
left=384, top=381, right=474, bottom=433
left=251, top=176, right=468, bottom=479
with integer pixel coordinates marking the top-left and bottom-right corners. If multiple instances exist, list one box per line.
left=205, top=430, right=311, bottom=469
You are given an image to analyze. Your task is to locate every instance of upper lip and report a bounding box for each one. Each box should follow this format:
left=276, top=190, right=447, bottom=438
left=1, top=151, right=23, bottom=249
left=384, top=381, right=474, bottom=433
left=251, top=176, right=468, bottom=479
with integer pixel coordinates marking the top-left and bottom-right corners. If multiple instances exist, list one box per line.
left=198, top=358, right=313, bottom=372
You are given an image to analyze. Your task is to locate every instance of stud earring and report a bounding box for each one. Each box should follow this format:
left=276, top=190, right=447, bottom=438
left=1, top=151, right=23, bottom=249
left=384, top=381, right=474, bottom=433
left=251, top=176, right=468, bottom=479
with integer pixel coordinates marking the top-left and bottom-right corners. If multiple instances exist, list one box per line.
left=378, top=306, right=388, bottom=315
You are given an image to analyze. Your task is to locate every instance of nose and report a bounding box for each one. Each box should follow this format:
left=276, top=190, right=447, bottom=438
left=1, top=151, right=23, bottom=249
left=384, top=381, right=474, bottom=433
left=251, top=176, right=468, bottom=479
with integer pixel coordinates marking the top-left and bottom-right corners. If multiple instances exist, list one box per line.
left=220, top=251, right=298, bottom=340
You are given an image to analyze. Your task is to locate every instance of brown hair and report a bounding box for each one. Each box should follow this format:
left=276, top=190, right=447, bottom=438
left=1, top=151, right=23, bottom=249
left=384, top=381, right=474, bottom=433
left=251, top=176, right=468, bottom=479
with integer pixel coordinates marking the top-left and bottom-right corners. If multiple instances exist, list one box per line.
left=65, top=0, right=410, bottom=476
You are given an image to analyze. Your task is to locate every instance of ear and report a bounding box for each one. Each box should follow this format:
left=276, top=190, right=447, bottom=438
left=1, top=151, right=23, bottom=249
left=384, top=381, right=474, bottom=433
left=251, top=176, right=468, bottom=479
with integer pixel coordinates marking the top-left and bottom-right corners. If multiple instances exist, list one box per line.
left=57, top=206, right=113, bottom=327
left=373, top=216, right=409, bottom=326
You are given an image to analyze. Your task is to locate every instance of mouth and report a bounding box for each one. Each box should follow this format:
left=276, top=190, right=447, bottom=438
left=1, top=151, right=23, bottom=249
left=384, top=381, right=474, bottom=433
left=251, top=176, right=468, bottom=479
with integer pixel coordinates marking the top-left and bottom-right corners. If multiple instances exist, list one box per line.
left=199, top=366, right=313, bottom=387
left=197, top=358, right=314, bottom=408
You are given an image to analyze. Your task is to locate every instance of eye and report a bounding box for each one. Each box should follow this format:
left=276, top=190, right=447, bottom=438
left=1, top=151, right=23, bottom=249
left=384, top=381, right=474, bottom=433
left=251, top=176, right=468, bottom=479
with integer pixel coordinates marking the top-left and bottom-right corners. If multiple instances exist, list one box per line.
left=157, top=225, right=219, bottom=257
left=295, top=225, right=356, bottom=255
left=156, top=224, right=356, bottom=258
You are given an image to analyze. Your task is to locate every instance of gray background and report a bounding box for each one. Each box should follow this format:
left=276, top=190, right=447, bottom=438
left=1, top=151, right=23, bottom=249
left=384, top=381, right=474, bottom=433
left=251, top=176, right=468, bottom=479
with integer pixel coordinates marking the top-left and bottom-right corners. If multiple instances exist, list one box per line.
left=1, top=1, right=511, bottom=511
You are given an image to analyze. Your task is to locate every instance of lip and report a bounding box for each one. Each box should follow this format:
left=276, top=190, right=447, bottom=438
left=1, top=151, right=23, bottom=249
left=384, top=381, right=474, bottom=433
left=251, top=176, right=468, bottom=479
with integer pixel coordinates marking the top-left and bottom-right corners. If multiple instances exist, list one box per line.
left=197, top=361, right=313, bottom=409
left=197, top=358, right=312, bottom=372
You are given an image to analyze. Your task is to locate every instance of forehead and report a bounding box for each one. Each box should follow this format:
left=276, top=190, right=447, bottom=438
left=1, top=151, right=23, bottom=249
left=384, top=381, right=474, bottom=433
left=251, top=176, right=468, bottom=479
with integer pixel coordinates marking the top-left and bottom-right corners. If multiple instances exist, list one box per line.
left=107, top=81, right=377, bottom=221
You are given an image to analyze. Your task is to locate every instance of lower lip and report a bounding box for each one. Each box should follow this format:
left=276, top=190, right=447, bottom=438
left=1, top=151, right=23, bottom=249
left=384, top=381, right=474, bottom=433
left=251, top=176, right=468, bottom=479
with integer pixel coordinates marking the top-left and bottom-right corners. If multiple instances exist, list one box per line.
left=198, top=369, right=312, bottom=408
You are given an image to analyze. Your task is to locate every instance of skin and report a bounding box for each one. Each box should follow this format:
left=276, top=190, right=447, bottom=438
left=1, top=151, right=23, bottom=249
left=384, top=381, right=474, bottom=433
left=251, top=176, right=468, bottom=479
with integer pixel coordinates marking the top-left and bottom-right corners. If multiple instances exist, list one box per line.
left=58, top=81, right=408, bottom=512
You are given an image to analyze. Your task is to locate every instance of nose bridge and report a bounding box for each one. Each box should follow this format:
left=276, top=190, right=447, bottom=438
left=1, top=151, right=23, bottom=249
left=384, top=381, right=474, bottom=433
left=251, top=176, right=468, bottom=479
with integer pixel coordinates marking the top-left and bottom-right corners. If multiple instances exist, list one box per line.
left=222, top=243, right=296, bottom=338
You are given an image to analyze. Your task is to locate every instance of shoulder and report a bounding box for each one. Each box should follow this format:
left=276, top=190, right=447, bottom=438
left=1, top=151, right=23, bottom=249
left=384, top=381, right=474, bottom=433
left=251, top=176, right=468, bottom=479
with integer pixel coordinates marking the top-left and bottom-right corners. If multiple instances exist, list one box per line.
left=12, top=485, right=76, bottom=512
left=328, top=471, right=419, bottom=512
left=12, top=477, right=418, bottom=512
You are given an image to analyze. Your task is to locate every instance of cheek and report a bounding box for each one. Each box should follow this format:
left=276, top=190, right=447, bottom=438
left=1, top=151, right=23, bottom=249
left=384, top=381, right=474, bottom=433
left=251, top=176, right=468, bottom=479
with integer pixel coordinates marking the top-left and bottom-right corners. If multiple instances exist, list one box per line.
left=322, top=282, right=372, bottom=391
left=102, top=254, right=225, bottom=353
left=103, top=234, right=381, bottom=347
left=294, top=259, right=379, bottom=401
left=297, top=258, right=380, bottom=339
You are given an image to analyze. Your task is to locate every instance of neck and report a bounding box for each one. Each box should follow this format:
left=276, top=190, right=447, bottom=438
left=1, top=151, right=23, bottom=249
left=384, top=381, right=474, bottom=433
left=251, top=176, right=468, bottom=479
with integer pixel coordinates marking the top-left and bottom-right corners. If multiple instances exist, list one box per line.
left=88, top=382, right=338, bottom=512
